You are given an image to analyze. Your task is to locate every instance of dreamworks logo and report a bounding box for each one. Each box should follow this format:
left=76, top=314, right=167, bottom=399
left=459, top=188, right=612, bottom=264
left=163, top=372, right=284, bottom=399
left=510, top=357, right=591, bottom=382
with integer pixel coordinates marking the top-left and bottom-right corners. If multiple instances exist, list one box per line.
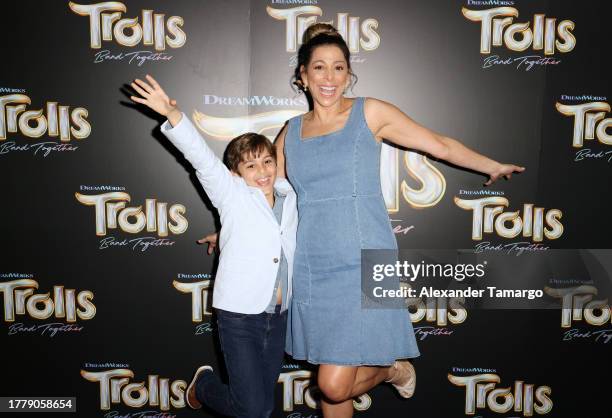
left=270, top=0, right=319, bottom=4
left=559, top=94, right=607, bottom=102
left=466, top=0, right=515, bottom=5
left=458, top=189, right=505, bottom=196
left=0, top=87, right=26, bottom=94
left=203, top=94, right=306, bottom=107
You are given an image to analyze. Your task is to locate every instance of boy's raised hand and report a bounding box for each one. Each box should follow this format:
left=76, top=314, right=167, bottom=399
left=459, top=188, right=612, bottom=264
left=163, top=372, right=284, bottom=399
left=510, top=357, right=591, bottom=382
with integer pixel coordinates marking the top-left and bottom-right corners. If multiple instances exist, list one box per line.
left=130, top=74, right=178, bottom=117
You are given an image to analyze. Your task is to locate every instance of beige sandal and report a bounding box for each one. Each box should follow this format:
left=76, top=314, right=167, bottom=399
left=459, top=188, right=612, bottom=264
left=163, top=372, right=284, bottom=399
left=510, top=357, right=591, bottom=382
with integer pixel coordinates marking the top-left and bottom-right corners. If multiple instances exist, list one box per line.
left=385, top=360, right=416, bottom=398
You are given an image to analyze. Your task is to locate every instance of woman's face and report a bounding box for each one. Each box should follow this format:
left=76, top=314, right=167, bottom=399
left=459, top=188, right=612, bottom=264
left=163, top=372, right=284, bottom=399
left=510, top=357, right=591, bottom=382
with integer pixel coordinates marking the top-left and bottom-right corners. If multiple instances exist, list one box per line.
left=300, top=44, right=350, bottom=107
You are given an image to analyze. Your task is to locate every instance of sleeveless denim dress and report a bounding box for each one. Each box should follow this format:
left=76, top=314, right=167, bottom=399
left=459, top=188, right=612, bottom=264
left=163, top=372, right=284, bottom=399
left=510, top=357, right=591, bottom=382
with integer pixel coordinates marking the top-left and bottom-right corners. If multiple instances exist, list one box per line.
left=284, top=97, right=420, bottom=365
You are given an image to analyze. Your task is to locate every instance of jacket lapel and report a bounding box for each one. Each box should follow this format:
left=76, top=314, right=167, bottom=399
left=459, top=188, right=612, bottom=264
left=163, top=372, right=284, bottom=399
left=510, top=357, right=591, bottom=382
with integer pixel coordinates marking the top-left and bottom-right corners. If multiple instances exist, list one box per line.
left=244, top=178, right=294, bottom=228
left=274, top=178, right=295, bottom=230
left=248, top=187, right=279, bottom=227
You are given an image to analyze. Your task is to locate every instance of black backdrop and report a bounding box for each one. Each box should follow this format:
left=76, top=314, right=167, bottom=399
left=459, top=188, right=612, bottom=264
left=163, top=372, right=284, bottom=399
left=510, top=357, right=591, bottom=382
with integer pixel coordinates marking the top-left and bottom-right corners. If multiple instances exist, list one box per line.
left=1, top=0, right=610, bottom=417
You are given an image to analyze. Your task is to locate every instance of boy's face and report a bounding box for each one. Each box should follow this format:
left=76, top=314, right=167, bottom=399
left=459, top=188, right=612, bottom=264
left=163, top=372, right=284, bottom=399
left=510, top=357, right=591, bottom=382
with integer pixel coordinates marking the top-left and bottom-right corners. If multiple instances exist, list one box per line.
left=234, top=150, right=277, bottom=195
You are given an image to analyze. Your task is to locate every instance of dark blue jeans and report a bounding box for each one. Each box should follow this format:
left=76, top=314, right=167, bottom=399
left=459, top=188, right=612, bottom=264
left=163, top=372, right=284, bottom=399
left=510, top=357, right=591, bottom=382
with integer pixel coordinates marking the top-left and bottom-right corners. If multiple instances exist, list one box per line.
left=195, top=306, right=287, bottom=418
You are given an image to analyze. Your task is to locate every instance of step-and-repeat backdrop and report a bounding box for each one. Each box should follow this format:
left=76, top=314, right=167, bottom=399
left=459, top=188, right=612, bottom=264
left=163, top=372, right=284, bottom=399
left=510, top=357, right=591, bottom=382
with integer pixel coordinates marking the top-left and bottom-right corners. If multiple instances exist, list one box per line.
left=2, top=0, right=610, bottom=417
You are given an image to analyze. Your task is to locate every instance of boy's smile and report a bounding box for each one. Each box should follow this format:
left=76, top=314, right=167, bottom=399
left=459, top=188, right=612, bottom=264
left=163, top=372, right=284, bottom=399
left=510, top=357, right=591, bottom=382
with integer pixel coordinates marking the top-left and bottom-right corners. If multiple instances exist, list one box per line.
left=235, top=151, right=277, bottom=200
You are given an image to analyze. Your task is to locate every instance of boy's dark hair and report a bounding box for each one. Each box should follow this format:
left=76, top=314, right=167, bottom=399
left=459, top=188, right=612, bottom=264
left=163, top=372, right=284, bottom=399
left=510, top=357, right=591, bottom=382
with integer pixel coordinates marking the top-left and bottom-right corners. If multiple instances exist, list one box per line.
left=223, top=132, right=276, bottom=172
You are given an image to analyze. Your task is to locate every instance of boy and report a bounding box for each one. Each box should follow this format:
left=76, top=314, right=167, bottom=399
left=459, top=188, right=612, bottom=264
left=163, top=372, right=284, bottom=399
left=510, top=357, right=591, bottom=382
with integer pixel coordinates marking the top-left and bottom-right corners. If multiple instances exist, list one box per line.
left=130, top=75, right=297, bottom=417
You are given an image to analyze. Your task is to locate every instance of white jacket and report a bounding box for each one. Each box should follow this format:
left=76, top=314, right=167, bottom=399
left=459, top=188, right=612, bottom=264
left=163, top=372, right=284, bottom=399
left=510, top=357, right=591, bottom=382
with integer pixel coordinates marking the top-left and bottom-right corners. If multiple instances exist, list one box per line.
left=161, top=114, right=297, bottom=314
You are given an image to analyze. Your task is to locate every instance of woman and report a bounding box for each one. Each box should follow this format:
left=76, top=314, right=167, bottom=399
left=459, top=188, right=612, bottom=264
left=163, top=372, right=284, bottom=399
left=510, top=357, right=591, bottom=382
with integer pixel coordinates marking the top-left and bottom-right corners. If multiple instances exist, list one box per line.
left=268, top=24, right=524, bottom=417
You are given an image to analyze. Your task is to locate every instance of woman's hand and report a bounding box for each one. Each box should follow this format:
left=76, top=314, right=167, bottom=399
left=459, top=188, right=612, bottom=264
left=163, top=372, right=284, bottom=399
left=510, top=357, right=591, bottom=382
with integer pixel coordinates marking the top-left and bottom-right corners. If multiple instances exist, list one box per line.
left=130, top=74, right=180, bottom=122
left=197, top=232, right=219, bottom=255
left=484, top=163, right=526, bottom=186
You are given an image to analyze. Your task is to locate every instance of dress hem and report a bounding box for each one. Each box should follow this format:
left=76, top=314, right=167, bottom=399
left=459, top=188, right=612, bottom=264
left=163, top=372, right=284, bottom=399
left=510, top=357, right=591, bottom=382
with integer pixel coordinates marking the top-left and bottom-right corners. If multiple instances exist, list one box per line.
left=285, top=350, right=421, bottom=367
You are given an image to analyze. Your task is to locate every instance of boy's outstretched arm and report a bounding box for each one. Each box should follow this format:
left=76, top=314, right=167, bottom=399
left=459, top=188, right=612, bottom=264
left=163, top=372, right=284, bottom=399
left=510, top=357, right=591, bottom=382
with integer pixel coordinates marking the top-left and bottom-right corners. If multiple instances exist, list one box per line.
left=130, top=74, right=236, bottom=210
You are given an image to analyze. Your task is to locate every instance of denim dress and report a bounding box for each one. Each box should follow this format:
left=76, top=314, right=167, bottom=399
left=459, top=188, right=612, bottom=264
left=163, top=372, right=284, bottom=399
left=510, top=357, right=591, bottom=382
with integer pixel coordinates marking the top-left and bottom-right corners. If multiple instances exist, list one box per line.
left=284, top=97, right=420, bottom=365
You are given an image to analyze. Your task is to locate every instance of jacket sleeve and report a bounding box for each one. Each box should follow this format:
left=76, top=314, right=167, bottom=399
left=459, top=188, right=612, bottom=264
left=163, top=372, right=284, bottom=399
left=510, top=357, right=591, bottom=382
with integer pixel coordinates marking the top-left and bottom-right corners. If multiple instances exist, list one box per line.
left=160, top=112, right=235, bottom=210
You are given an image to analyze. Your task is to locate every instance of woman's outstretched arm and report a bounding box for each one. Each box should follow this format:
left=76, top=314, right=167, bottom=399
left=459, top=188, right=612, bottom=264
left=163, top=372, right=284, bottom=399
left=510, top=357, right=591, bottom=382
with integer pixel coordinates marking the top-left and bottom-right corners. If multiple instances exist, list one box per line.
left=364, top=97, right=525, bottom=186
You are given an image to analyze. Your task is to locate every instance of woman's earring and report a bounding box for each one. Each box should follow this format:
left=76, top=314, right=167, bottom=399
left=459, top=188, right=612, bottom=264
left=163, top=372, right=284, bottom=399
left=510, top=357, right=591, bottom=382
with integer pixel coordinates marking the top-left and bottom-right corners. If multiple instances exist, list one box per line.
left=304, top=85, right=308, bottom=92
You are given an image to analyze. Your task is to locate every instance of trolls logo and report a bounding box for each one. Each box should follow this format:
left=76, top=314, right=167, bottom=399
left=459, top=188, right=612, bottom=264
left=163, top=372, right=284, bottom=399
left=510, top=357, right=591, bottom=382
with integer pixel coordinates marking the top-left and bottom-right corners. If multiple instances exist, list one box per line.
left=545, top=285, right=611, bottom=328
left=462, top=7, right=575, bottom=55
left=556, top=101, right=612, bottom=152
left=0, top=278, right=96, bottom=322
left=382, top=146, right=446, bottom=212
left=173, top=276, right=213, bottom=322
left=267, top=6, right=380, bottom=53
left=81, top=368, right=186, bottom=410
left=448, top=372, right=553, bottom=416
left=454, top=197, right=563, bottom=242
left=0, top=94, right=90, bottom=142
left=193, top=110, right=303, bottom=142
left=279, top=370, right=371, bottom=411
left=173, top=275, right=216, bottom=334
left=405, top=289, right=467, bottom=340
left=75, top=191, right=188, bottom=237
left=69, top=2, right=186, bottom=50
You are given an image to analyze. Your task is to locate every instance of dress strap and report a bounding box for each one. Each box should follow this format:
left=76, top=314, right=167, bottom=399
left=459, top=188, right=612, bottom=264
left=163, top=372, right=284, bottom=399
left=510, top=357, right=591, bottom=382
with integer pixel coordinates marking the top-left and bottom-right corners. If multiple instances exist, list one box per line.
left=344, top=96, right=364, bottom=130
left=284, top=114, right=300, bottom=150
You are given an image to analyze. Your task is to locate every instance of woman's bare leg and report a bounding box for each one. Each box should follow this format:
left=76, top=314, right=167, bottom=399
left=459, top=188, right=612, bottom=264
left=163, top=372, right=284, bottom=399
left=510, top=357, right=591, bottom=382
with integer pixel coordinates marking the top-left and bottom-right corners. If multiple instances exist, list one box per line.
left=317, top=364, right=394, bottom=417
left=350, top=365, right=393, bottom=396
left=320, top=399, right=354, bottom=418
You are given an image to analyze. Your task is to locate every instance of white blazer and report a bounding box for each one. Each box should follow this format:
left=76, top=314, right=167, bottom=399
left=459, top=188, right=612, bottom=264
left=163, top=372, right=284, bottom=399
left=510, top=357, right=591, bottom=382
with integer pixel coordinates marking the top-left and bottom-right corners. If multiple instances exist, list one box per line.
left=161, top=114, right=298, bottom=314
